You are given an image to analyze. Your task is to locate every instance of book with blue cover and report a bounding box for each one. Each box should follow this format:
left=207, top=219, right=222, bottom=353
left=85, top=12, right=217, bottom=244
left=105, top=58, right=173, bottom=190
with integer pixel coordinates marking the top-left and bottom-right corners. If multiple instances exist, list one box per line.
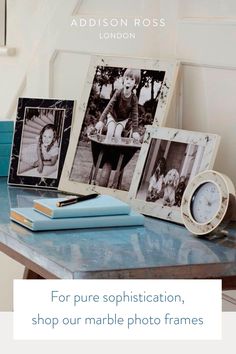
left=10, top=207, right=144, bottom=231
left=0, top=120, right=14, bottom=132
left=0, top=143, right=12, bottom=156
left=0, top=156, right=11, bottom=176
left=33, top=195, right=130, bottom=218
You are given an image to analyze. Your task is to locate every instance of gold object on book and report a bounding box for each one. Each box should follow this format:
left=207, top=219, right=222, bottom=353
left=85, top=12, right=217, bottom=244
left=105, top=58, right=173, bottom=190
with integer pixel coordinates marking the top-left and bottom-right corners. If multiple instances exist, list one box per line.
left=34, top=202, right=53, bottom=217
left=10, top=210, right=33, bottom=228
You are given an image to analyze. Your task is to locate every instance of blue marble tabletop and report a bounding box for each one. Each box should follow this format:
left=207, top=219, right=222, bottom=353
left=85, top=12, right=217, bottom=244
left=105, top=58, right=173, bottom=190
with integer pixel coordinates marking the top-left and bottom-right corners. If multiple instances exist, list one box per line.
left=1, top=177, right=236, bottom=280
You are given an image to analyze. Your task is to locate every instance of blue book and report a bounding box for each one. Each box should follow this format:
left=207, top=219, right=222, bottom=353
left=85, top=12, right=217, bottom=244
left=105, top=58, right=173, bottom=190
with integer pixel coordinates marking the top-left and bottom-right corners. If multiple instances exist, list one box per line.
left=0, top=120, right=14, bottom=132
left=33, top=195, right=130, bottom=218
left=0, top=131, right=13, bottom=144
left=10, top=208, right=144, bottom=231
left=0, top=143, right=12, bottom=156
left=0, top=156, right=10, bottom=176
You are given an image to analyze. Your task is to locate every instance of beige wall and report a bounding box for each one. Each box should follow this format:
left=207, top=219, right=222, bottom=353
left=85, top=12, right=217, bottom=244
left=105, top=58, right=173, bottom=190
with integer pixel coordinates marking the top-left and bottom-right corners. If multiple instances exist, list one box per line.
left=1, top=0, right=236, bottom=310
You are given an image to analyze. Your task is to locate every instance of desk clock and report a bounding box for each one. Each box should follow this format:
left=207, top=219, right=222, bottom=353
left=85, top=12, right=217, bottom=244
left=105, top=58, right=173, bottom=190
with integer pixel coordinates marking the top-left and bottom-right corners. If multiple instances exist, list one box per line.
left=181, top=170, right=236, bottom=236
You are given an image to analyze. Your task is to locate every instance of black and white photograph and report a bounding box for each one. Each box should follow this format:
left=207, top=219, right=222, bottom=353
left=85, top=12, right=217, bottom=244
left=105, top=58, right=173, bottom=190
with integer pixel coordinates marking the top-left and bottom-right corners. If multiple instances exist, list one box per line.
left=128, top=126, right=220, bottom=223
left=59, top=56, right=179, bottom=200
left=8, top=98, right=74, bottom=189
left=18, top=108, right=64, bottom=179
left=69, top=64, right=166, bottom=191
left=136, top=139, right=204, bottom=206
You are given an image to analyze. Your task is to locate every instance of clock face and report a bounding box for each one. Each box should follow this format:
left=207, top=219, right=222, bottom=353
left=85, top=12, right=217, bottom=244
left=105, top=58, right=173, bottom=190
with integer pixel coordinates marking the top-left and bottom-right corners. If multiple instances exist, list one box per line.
left=190, top=182, right=221, bottom=224
left=181, top=170, right=235, bottom=235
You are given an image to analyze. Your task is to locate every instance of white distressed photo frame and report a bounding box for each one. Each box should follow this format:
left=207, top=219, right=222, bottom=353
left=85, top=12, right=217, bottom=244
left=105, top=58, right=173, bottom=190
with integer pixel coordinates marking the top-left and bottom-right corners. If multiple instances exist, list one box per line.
left=128, top=125, right=220, bottom=224
left=59, top=55, right=179, bottom=200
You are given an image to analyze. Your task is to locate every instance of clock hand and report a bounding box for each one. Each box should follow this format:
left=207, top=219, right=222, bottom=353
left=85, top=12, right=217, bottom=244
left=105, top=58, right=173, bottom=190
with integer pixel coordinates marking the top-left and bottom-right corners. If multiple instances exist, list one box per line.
left=203, top=196, right=212, bottom=206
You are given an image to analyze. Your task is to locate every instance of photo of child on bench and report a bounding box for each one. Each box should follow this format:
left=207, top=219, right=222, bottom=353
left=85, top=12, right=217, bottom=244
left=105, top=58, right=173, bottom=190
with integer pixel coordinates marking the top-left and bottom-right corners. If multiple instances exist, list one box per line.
left=95, top=68, right=141, bottom=144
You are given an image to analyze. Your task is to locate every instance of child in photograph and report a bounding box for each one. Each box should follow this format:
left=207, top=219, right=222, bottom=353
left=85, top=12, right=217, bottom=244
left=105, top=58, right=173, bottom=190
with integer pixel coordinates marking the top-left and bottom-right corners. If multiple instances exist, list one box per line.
left=95, top=68, right=141, bottom=143
left=33, top=124, right=59, bottom=173
left=19, top=123, right=59, bottom=175
left=146, top=157, right=166, bottom=202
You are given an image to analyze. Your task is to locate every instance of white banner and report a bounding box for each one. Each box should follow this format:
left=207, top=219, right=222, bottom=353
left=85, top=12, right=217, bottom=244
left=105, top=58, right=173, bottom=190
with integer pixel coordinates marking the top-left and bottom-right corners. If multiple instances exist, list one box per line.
left=13, top=279, right=221, bottom=340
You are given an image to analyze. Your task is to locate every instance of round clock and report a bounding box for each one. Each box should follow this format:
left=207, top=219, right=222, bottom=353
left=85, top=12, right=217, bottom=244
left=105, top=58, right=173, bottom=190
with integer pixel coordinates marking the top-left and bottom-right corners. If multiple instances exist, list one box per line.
left=181, top=170, right=236, bottom=235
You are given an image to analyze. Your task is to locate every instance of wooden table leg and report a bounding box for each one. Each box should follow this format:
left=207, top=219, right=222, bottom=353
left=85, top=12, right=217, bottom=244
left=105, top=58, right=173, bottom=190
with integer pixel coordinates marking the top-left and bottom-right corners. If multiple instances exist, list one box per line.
left=23, top=267, right=44, bottom=279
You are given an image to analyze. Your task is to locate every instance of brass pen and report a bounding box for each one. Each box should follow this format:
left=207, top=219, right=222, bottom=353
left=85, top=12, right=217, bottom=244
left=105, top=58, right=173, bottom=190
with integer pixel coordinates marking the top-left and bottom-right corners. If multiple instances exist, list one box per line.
left=56, top=193, right=99, bottom=207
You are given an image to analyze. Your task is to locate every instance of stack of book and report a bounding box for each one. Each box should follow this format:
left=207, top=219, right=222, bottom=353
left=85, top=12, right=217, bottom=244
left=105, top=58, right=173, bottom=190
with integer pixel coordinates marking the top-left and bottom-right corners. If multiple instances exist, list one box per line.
left=10, top=195, right=144, bottom=231
left=0, top=120, right=14, bottom=176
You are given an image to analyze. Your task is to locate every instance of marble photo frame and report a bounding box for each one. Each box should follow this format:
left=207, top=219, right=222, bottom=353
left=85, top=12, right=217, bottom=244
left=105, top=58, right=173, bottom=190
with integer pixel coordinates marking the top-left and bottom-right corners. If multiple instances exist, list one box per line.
left=128, top=125, right=221, bottom=224
left=59, top=55, right=179, bottom=200
left=8, top=97, right=75, bottom=189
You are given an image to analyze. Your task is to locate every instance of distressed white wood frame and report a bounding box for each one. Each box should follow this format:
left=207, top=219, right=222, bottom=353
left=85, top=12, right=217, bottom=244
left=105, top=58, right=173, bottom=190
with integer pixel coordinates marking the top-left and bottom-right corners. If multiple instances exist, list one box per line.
left=59, top=55, right=179, bottom=200
left=128, top=125, right=220, bottom=224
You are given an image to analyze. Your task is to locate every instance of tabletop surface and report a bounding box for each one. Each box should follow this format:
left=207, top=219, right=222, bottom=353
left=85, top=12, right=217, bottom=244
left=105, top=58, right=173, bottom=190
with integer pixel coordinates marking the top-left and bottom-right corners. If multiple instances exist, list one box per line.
left=1, top=177, right=236, bottom=279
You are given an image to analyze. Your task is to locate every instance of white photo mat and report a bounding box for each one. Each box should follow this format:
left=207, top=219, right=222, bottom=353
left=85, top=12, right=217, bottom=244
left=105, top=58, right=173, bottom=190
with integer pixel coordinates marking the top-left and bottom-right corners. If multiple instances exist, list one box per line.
left=59, top=55, right=179, bottom=200
left=128, top=125, right=221, bottom=224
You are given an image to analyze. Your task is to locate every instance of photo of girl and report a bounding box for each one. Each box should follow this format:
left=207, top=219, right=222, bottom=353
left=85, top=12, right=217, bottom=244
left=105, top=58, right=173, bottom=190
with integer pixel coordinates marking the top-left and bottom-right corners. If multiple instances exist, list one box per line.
left=32, top=124, right=59, bottom=174
left=8, top=97, right=74, bottom=189
left=17, top=108, right=63, bottom=179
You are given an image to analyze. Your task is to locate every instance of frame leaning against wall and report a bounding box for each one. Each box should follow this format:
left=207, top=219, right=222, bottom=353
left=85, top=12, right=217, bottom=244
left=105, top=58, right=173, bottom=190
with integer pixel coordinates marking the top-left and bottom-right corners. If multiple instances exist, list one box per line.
left=8, top=97, right=75, bottom=189
left=128, top=125, right=220, bottom=224
left=59, top=55, right=179, bottom=200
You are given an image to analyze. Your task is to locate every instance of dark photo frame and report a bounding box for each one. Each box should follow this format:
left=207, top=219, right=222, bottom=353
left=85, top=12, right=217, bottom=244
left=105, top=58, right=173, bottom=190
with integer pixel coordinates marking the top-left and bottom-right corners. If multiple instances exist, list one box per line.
left=8, top=97, right=75, bottom=189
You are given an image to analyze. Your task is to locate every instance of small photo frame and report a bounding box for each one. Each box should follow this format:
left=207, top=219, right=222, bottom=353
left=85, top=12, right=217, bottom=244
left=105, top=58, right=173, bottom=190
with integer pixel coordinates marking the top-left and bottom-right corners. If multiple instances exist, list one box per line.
left=8, top=98, right=75, bottom=189
left=128, top=126, right=220, bottom=224
left=59, top=55, right=179, bottom=199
